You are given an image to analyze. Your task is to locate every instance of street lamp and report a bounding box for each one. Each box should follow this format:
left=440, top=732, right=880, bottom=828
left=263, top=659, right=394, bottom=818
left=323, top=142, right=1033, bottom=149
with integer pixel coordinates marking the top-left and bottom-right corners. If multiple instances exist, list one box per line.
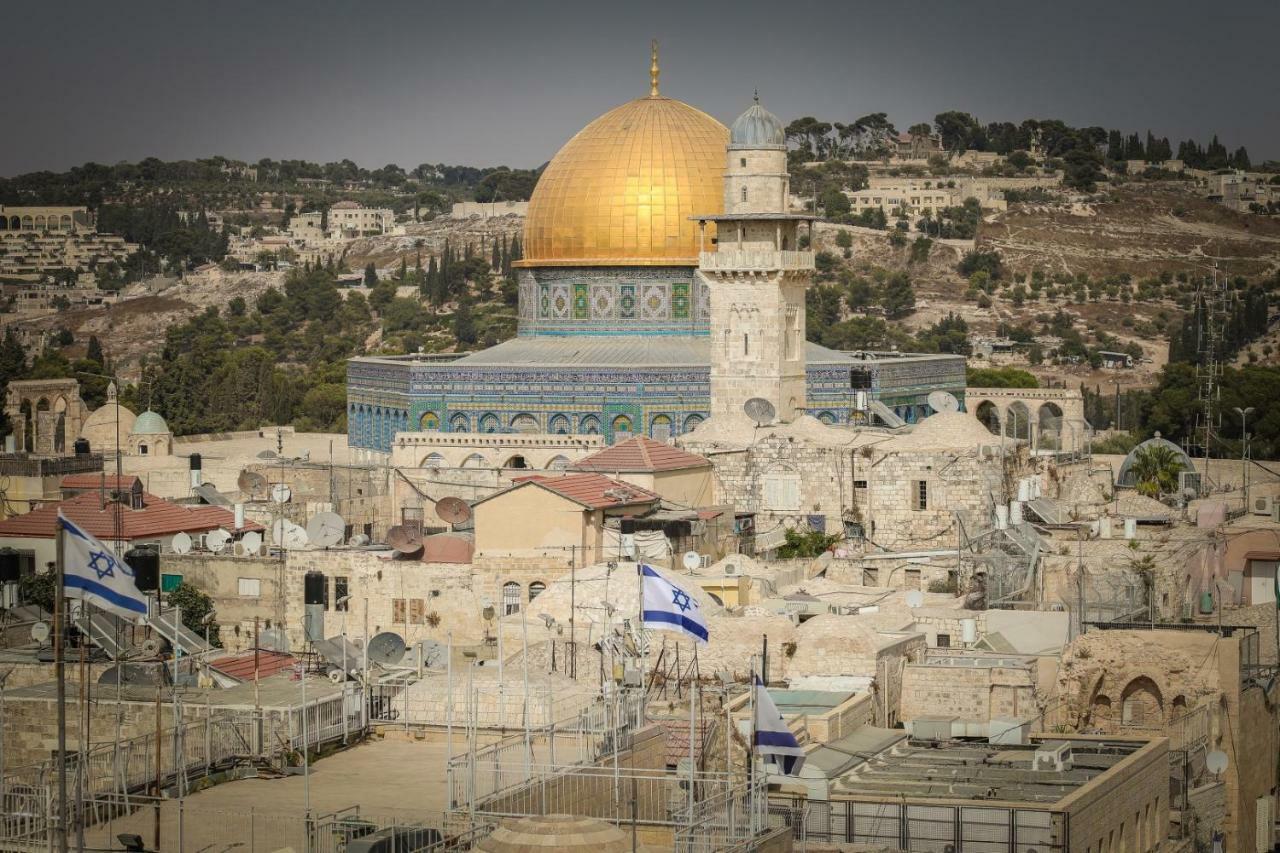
left=1233, top=407, right=1254, bottom=510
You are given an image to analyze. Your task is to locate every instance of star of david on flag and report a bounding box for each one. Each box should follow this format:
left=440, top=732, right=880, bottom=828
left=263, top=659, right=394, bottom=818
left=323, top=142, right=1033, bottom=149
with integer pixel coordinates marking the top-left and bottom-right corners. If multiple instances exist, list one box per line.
left=640, top=563, right=708, bottom=644
left=59, top=512, right=148, bottom=624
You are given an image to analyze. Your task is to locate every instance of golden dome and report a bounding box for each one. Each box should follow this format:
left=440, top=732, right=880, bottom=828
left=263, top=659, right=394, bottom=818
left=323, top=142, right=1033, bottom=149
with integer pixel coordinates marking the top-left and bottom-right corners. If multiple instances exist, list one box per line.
left=519, top=95, right=728, bottom=267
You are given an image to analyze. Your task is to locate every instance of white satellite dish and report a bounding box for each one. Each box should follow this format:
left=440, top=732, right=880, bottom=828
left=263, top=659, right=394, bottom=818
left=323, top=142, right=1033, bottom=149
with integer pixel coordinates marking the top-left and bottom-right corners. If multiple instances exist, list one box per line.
left=242, top=531, right=263, bottom=554
left=905, top=590, right=925, bottom=608
left=171, top=532, right=192, bottom=556
left=30, top=621, right=50, bottom=645
left=271, top=519, right=290, bottom=544
left=743, top=397, right=776, bottom=427
left=271, top=484, right=292, bottom=503
left=682, top=551, right=702, bottom=572
left=205, top=529, right=232, bottom=553
left=1206, top=749, right=1229, bottom=774
left=927, top=391, right=961, bottom=414
left=307, top=512, right=346, bottom=548
left=283, top=523, right=310, bottom=550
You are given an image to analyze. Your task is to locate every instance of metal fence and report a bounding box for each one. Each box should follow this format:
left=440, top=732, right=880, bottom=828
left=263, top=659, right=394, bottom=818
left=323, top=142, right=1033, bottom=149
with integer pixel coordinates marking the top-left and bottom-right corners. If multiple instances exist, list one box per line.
left=671, top=774, right=769, bottom=853
left=370, top=676, right=598, bottom=731
left=785, top=798, right=1065, bottom=853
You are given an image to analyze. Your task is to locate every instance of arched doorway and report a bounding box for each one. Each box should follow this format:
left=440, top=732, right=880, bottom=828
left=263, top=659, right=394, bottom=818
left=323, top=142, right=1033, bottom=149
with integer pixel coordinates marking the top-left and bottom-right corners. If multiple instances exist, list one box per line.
left=1120, top=676, right=1163, bottom=727
left=974, top=401, right=1001, bottom=435
left=1091, top=693, right=1113, bottom=727
left=1038, top=402, right=1064, bottom=450
left=1004, top=401, right=1030, bottom=441
left=503, top=455, right=528, bottom=469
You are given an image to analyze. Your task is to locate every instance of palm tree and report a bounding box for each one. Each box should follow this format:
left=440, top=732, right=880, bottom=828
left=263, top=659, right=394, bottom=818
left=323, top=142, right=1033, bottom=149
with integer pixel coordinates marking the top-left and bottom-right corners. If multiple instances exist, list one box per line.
left=1129, top=443, right=1185, bottom=498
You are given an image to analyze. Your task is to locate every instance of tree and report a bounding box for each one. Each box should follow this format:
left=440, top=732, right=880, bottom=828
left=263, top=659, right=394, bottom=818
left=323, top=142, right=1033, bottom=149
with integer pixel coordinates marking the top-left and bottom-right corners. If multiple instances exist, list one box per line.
left=777, top=529, right=840, bottom=558
left=820, top=187, right=851, bottom=219
left=363, top=262, right=378, bottom=288
left=882, top=272, right=915, bottom=319
left=85, top=335, right=104, bottom=366
left=167, top=582, right=221, bottom=647
left=453, top=295, right=476, bottom=346
left=1128, top=442, right=1185, bottom=498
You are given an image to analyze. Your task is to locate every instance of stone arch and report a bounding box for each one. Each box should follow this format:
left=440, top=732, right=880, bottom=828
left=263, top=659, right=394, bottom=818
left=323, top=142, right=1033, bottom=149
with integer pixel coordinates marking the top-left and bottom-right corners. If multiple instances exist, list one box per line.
left=21, top=215, right=33, bottom=230
left=683, top=413, right=705, bottom=432
left=1038, top=402, right=1064, bottom=450
left=528, top=581, right=546, bottom=601
left=502, top=454, right=529, bottom=469
left=421, top=452, right=446, bottom=469
left=420, top=411, right=440, bottom=431
left=510, top=413, right=539, bottom=434
left=1004, top=401, right=1030, bottom=441
left=1120, top=676, right=1163, bottom=726
left=547, top=455, right=571, bottom=470
left=478, top=413, right=499, bottom=433
left=34, top=215, right=45, bottom=230
left=460, top=452, right=488, bottom=468
left=1171, top=695, right=1188, bottom=715
left=650, top=414, right=672, bottom=441
left=974, top=400, right=1001, bottom=435
left=18, top=399, right=33, bottom=452
left=1091, top=693, right=1113, bottom=727
left=548, top=414, right=570, bottom=435
left=9, top=216, right=19, bottom=230
left=60, top=214, right=72, bottom=230
left=0, top=216, right=6, bottom=231
left=580, top=415, right=601, bottom=435
left=611, top=415, right=632, bottom=436
left=449, top=413, right=470, bottom=432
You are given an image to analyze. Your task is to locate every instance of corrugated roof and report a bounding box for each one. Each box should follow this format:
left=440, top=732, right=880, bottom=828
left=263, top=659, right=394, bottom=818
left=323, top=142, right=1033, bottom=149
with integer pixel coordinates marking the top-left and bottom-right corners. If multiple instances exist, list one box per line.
left=571, top=436, right=710, bottom=473
left=481, top=473, right=660, bottom=511
left=0, top=489, right=262, bottom=540
left=209, top=650, right=296, bottom=681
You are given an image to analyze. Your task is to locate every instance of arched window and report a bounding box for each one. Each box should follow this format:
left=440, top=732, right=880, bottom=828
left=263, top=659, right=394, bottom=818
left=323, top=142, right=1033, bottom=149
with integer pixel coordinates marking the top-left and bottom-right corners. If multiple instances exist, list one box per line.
left=510, top=413, right=539, bottom=434
left=651, top=414, right=672, bottom=441
left=528, top=581, right=546, bottom=601
left=1121, top=677, right=1163, bottom=727
left=449, top=413, right=470, bottom=433
left=420, top=411, right=440, bottom=431
left=741, top=187, right=748, bottom=203
left=548, top=414, right=570, bottom=435
left=461, top=453, right=487, bottom=468
left=421, top=453, right=446, bottom=469
left=478, top=414, right=499, bottom=433
left=502, top=581, right=522, bottom=615
left=503, top=455, right=528, bottom=469
left=683, top=413, right=704, bottom=432
left=611, top=415, right=632, bottom=440
left=547, top=455, right=571, bottom=471
left=580, top=415, right=601, bottom=435
left=818, top=411, right=836, bottom=425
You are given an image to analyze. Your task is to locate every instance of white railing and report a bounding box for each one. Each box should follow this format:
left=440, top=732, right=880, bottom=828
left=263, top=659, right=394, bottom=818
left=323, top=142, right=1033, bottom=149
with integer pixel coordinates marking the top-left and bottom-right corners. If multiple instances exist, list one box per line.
left=699, top=250, right=814, bottom=271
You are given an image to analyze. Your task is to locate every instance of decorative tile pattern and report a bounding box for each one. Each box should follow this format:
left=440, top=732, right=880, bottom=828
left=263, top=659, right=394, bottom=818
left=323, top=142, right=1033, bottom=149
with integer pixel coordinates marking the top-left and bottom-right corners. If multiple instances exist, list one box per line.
left=619, top=284, right=637, bottom=320
left=672, top=282, right=690, bottom=320
left=548, top=284, right=571, bottom=320
left=641, top=284, right=668, bottom=321
left=572, top=283, right=589, bottom=319
left=591, top=284, right=615, bottom=320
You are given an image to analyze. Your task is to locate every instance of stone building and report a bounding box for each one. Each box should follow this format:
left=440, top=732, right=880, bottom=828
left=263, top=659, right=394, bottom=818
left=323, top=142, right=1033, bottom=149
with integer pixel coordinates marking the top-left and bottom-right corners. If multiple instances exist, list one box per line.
left=4, top=378, right=88, bottom=455
left=125, top=409, right=174, bottom=456
left=76, top=382, right=137, bottom=452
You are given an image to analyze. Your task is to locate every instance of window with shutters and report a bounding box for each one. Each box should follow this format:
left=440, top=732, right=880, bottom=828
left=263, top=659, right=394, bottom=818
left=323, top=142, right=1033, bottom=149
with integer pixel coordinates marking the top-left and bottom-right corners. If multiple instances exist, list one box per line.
left=392, top=598, right=406, bottom=624
left=914, top=480, right=928, bottom=511
left=409, top=598, right=425, bottom=625
left=761, top=471, right=801, bottom=511
left=238, top=578, right=261, bottom=597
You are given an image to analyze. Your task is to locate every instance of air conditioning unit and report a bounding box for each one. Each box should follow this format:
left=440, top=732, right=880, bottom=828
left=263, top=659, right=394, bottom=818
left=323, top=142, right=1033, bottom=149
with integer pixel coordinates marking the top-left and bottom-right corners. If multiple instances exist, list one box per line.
left=1033, top=741, right=1074, bottom=772
left=1251, top=495, right=1274, bottom=516
left=702, top=555, right=713, bottom=569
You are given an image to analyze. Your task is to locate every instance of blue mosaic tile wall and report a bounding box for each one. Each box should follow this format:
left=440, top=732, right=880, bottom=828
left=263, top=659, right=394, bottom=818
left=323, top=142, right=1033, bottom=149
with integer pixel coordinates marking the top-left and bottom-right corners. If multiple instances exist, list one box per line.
left=518, top=267, right=710, bottom=336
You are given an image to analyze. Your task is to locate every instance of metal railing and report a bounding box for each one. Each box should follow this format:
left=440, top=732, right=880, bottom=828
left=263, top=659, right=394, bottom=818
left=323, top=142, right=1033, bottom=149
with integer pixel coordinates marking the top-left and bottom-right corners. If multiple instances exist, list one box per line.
left=672, top=774, right=769, bottom=853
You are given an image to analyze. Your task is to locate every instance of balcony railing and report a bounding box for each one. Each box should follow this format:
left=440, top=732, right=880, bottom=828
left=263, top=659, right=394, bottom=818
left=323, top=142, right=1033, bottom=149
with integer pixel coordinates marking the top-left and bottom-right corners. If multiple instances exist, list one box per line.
left=699, top=250, right=814, bottom=272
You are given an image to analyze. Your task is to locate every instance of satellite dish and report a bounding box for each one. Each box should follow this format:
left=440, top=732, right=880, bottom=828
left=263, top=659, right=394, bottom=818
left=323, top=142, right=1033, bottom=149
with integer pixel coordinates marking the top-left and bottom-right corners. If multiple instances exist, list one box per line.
left=743, top=397, right=776, bottom=427
left=350, top=533, right=371, bottom=546
left=283, top=523, right=309, bottom=550
left=171, top=532, right=192, bottom=555
left=435, top=497, right=471, bottom=525
left=271, top=484, right=292, bottom=503
left=682, top=551, right=701, bottom=572
left=256, top=450, right=277, bottom=460
left=30, top=621, right=50, bottom=645
left=205, top=529, right=232, bottom=553
left=307, top=512, right=346, bottom=548
left=242, top=531, right=263, bottom=554
left=927, top=391, right=961, bottom=414
left=1206, top=750, right=1229, bottom=774
left=905, top=590, right=925, bottom=608
left=366, top=632, right=407, bottom=667
left=387, top=525, right=424, bottom=554
left=237, top=470, right=268, bottom=497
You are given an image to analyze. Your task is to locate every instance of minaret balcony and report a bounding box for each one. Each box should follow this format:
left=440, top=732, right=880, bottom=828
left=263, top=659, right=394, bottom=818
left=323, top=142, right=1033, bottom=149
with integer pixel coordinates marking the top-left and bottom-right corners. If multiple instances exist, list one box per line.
left=699, top=249, right=814, bottom=272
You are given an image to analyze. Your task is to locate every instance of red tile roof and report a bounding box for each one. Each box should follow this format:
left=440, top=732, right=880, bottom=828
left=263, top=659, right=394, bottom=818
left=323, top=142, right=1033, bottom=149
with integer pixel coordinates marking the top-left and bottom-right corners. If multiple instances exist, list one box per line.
left=0, top=489, right=263, bottom=540
left=492, top=472, right=660, bottom=511
left=209, top=649, right=297, bottom=681
left=60, top=474, right=141, bottom=491
left=570, top=436, right=710, bottom=474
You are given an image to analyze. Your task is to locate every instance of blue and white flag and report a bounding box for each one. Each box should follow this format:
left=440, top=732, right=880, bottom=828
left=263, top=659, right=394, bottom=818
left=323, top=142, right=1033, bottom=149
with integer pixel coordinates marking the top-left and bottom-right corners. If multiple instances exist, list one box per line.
left=754, top=676, right=805, bottom=776
left=640, top=563, right=708, bottom=644
left=59, top=512, right=148, bottom=624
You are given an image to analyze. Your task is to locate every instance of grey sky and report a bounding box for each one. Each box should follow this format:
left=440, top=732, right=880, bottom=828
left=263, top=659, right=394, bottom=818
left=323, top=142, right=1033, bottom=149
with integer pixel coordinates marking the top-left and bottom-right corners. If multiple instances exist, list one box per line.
left=2, top=0, right=1276, bottom=177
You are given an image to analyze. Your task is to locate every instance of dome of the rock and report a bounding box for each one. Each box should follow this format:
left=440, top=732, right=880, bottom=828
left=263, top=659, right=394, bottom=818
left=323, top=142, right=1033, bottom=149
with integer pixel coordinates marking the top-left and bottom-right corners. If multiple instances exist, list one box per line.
left=518, top=94, right=727, bottom=267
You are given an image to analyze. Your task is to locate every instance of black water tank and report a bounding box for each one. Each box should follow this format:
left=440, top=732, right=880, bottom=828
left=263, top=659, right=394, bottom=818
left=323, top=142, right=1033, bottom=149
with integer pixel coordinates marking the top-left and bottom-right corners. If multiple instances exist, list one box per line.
left=126, top=547, right=159, bottom=593
left=73, top=438, right=91, bottom=457
left=304, top=571, right=326, bottom=605
left=189, top=453, right=202, bottom=471
left=0, top=548, right=19, bottom=583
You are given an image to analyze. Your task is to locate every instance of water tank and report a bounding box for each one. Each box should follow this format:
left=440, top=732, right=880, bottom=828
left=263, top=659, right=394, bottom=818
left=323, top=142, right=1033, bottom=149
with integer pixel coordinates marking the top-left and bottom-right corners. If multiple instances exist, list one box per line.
left=189, top=453, right=202, bottom=488
left=304, top=603, right=325, bottom=643
left=995, top=505, right=1009, bottom=530
left=126, top=547, right=159, bottom=593
left=1123, top=518, right=1137, bottom=540
left=1017, top=479, right=1031, bottom=502
left=1009, top=501, right=1023, bottom=525
left=73, top=438, right=91, bottom=457
left=961, top=618, right=978, bottom=645
left=1099, top=517, right=1112, bottom=539
left=233, top=503, right=245, bottom=530
left=304, top=571, right=326, bottom=605
left=0, top=548, right=19, bottom=582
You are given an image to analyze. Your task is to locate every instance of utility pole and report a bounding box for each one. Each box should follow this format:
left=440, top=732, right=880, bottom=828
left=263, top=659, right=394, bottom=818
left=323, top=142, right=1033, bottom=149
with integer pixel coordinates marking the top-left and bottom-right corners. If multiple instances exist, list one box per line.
left=1234, top=407, right=1254, bottom=511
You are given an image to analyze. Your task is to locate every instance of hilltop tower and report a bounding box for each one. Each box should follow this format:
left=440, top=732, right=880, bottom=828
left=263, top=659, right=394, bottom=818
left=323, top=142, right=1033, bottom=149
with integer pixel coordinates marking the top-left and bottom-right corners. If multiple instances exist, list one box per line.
left=694, top=95, right=815, bottom=424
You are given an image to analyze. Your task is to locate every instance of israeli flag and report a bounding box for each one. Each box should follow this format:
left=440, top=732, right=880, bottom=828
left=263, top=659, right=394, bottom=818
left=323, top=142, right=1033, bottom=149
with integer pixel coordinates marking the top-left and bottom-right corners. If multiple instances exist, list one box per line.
left=59, top=512, right=148, bottom=624
left=640, top=564, right=708, bottom=644
left=754, top=676, right=805, bottom=776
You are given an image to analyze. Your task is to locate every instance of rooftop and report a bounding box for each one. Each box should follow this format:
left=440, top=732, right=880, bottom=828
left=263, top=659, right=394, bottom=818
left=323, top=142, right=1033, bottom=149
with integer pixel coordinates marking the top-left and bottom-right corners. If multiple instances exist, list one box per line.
left=0, top=487, right=262, bottom=540
left=570, top=435, right=711, bottom=474
left=483, top=472, right=660, bottom=511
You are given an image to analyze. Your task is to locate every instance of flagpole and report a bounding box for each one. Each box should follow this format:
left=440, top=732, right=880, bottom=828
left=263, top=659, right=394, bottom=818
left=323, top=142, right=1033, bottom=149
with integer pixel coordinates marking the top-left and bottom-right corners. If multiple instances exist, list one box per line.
left=54, top=516, right=68, bottom=853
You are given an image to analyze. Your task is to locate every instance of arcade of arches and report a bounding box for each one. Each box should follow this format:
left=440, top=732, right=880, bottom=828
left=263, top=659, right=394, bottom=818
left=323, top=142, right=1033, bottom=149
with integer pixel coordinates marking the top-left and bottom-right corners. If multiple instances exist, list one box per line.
left=966, top=387, right=1087, bottom=451
left=4, top=379, right=88, bottom=455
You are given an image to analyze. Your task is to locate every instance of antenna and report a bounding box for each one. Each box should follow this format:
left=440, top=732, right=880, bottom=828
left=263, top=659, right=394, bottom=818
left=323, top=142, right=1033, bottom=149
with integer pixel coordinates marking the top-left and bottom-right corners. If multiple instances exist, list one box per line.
left=434, top=496, right=471, bottom=526
left=386, top=525, right=424, bottom=555
left=270, top=483, right=292, bottom=503
left=171, top=532, right=192, bottom=555
left=306, top=512, right=346, bottom=548
left=927, top=391, right=961, bottom=414
left=743, top=397, right=776, bottom=427
left=205, top=529, right=232, bottom=553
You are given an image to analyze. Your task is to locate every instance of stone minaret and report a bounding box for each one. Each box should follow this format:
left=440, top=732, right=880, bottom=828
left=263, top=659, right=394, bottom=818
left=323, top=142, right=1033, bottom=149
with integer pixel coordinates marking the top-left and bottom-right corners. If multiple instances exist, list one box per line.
left=694, top=95, right=814, bottom=424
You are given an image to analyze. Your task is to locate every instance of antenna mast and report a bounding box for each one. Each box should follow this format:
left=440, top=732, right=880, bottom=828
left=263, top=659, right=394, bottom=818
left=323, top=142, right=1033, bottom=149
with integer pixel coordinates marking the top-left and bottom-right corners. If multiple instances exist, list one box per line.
left=1193, top=264, right=1230, bottom=478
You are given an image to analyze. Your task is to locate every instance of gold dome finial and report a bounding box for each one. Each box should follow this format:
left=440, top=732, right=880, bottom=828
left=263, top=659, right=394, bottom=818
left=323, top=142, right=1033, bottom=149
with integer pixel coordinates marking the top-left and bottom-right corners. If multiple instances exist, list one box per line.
left=650, top=39, right=660, bottom=97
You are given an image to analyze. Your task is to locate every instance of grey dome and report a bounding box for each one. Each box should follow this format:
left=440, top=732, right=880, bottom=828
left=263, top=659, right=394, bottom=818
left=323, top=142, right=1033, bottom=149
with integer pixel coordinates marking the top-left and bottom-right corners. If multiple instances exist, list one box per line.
left=730, top=98, right=785, bottom=149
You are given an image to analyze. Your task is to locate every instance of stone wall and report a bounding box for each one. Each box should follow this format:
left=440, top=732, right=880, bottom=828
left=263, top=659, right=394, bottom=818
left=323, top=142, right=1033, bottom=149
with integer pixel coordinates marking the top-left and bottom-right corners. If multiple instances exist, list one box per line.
left=1058, top=736, right=1169, bottom=853
left=160, top=553, right=283, bottom=653
left=900, top=656, right=1039, bottom=724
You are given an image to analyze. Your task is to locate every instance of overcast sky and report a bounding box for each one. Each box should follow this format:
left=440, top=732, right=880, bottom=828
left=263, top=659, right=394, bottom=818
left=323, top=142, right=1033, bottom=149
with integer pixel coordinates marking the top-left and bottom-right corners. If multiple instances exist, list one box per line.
left=2, top=0, right=1276, bottom=177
